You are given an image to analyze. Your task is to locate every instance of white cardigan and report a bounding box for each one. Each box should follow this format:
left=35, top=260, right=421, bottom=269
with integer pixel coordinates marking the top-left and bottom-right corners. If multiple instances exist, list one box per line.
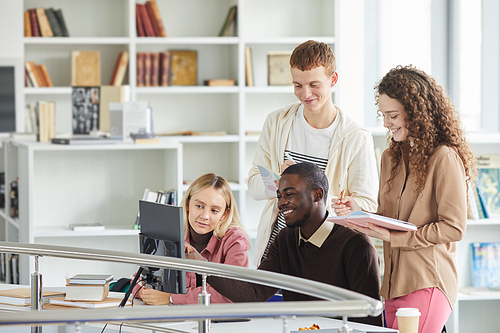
left=248, top=101, right=379, bottom=265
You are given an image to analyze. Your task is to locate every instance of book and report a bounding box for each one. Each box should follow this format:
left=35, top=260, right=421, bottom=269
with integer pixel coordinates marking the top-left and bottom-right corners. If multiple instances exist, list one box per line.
left=135, top=3, right=145, bottom=37
left=39, top=64, right=54, bottom=87
left=54, top=9, right=69, bottom=37
left=150, top=52, right=160, bottom=86
left=0, top=288, right=65, bottom=307
left=170, top=50, right=197, bottom=86
left=35, top=64, right=48, bottom=87
left=51, top=137, right=115, bottom=145
left=28, top=9, right=40, bottom=37
left=131, top=132, right=160, bottom=144
left=476, top=185, right=490, bottom=218
left=45, top=7, right=63, bottom=37
left=203, top=79, right=236, bottom=86
left=35, top=8, right=53, bottom=37
left=146, top=0, right=167, bottom=37
left=160, top=51, right=170, bottom=86
left=136, top=52, right=145, bottom=87
left=99, top=85, right=129, bottom=132
left=69, top=274, right=113, bottom=285
left=257, top=165, right=281, bottom=197
left=69, top=223, right=106, bottom=230
left=72, top=87, right=100, bottom=134
left=65, top=283, right=109, bottom=302
left=25, top=62, right=40, bottom=88
left=218, top=5, right=237, bottom=37
left=245, top=46, right=254, bottom=86
left=143, top=52, right=152, bottom=86
left=476, top=155, right=500, bottom=216
left=109, top=51, right=129, bottom=86
left=268, top=51, right=293, bottom=86
left=24, top=11, right=32, bottom=37
left=48, top=296, right=129, bottom=308
left=459, top=286, right=500, bottom=295
left=71, top=51, right=101, bottom=87
left=327, top=211, right=418, bottom=232
left=36, top=101, right=56, bottom=142
left=471, top=242, right=500, bottom=287
left=138, top=3, right=155, bottom=37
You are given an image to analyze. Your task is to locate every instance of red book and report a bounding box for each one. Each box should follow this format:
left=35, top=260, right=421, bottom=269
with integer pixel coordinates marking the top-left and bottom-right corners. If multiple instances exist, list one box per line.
left=145, top=2, right=160, bottom=36
left=29, top=9, right=40, bottom=37
left=24, top=11, right=32, bottom=37
left=143, top=52, right=152, bottom=86
left=136, top=52, right=145, bottom=87
left=139, top=4, right=155, bottom=37
left=145, top=0, right=167, bottom=37
left=150, top=52, right=159, bottom=86
left=160, top=51, right=170, bottom=86
left=135, top=4, right=145, bottom=37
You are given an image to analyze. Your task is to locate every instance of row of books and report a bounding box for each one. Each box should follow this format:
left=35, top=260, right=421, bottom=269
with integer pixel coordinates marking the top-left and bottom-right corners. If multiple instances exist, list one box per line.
left=134, top=188, right=178, bottom=229
left=0, top=172, right=4, bottom=209
left=24, top=102, right=56, bottom=143
left=24, top=7, right=69, bottom=37
left=25, top=61, right=53, bottom=88
left=471, top=242, right=500, bottom=288
left=0, top=253, right=19, bottom=284
left=136, top=50, right=198, bottom=87
left=9, top=178, right=18, bottom=219
left=470, top=155, right=500, bottom=219
left=136, top=1, right=167, bottom=37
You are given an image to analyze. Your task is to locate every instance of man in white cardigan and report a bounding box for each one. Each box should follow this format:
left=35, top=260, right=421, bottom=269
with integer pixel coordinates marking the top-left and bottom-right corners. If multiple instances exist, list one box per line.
left=248, top=40, right=379, bottom=266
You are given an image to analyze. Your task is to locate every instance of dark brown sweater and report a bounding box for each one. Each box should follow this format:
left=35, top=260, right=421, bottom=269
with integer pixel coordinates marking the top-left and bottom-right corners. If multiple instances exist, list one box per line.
left=208, top=224, right=382, bottom=327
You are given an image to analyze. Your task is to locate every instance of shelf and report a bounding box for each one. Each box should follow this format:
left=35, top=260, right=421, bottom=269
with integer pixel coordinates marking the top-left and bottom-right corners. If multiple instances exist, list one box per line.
left=24, top=37, right=130, bottom=45
left=15, top=141, right=181, bottom=152
left=24, top=87, right=72, bottom=95
left=467, top=218, right=500, bottom=226
left=244, top=86, right=294, bottom=94
left=160, top=135, right=239, bottom=143
left=34, top=226, right=139, bottom=238
left=458, top=291, right=500, bottom=301
left=137, top=86, right=239, bottom=94
left=135, top=37, right=239, bottom=45
left=244, top=37, right=335, bottom=45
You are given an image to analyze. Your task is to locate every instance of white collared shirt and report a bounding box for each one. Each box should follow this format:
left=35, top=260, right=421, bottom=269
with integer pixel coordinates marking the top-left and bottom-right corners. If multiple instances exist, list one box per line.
left=298, top=220, right=334, bottom=248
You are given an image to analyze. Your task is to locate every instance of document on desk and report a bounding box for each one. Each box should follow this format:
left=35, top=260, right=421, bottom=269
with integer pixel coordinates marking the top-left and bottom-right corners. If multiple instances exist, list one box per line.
left=257, top=165, right=280, bottom=197
left=327, top=211, right=417, bottom=232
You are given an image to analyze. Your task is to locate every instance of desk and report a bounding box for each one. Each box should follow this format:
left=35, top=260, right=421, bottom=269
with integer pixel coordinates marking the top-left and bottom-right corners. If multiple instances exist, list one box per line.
left=0, top=284, right=398, bottom=333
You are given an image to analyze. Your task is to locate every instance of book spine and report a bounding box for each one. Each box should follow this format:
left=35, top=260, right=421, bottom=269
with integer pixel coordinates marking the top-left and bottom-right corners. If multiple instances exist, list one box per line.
left=28, top=62, right=43, bottom=87
left=150, top=52, right=160, bottom=86
left=45, top=8, right=63, bottom=37
left=36, top=8, right=54, bottom=37
left=39, top=64, right=53, bottom=87
left=136, top=52, right=145, bottom=87
left=147, top=0, right=167, bottom=37
left=139, top=4, right=155, bottom=37
left=160, top=51, right=170, bottom=86
left=24, top=11, right=32, bottom=37
left=25, top=62, right=39, bottom=88
left=35, top=65, right=48, bottom=87
left=109, top=53, right=121, bottom=85
left=54, top=9, right=69, bottom=37
left=143, top=52, right=152, bottom=87
left=113, top=51, right=129, bottom=86
left=135, top=3, right=145, bottom=37
left=145, top=1, right=160, bottom=37
left=29, top=9, right=40, bottom=37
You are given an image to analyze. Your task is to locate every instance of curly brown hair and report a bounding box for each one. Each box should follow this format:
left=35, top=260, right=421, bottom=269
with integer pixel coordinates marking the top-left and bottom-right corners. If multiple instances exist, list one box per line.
left=375, top=65, right=476, bottom=200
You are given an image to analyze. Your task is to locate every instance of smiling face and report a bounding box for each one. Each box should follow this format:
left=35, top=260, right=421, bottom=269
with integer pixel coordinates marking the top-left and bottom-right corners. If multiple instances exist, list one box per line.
left=292, top=66, right=338, bottom=114
left=379, top=94, right=408, bottom=142
left=187, top=186, right=227, bottom=235
left=277, top=174, right=313, bottom=229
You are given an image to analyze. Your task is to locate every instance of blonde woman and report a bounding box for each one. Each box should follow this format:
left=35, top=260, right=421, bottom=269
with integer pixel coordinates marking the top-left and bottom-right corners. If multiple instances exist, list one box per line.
left=135, top=173, right=249, bottom=305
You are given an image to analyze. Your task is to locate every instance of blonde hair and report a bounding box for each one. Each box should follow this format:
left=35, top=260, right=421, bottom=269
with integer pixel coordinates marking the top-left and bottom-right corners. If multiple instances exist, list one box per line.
left=181, top=173, right=248, bottom=241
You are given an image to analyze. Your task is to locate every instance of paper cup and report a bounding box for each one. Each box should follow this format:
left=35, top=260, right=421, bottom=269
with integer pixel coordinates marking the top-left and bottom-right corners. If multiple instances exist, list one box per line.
left=396, top=307, right=421, bottom=333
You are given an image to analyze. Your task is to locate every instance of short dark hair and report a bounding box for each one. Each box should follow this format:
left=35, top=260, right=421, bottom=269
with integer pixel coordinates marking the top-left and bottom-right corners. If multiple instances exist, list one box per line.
left=282, top=163, right=329, bottom=203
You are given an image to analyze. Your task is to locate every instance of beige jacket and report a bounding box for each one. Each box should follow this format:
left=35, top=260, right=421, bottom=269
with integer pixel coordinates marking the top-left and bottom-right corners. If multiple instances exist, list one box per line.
left=378, top=145, right=467, bottom=308
left=248, top=101, right=379, bottom=265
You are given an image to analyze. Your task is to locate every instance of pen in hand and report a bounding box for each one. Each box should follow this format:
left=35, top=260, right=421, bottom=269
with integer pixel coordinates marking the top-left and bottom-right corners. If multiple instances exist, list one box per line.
left=284, top=151, right=295, bottom=163
left=339, top=190, right=345, bottom=204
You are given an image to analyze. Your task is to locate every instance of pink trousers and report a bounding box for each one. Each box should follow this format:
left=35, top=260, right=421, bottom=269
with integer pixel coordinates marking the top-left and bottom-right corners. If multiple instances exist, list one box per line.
left=384, top=287, right=452, bottom=333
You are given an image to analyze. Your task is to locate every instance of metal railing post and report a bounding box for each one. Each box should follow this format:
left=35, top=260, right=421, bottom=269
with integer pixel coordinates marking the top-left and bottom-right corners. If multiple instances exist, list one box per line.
left=31, top=255, right=43, bottom=333
left=198, top=273, right=210, bottom=333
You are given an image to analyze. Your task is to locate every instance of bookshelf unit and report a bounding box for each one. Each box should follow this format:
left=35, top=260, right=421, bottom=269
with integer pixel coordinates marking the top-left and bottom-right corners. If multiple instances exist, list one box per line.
left=0, top=139, right=182, bottom=286
left=20, top=0, right=337, bottom=236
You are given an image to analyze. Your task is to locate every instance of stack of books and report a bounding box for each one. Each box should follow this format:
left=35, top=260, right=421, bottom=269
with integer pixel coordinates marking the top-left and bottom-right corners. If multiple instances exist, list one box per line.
left=64, top=273, right=113, bottom=302
left=0, top=288, right=64, bottom=307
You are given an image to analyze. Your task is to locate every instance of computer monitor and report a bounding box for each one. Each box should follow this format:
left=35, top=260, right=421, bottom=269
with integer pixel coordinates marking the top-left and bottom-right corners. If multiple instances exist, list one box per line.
left=138, top=200, right=187, bottom=294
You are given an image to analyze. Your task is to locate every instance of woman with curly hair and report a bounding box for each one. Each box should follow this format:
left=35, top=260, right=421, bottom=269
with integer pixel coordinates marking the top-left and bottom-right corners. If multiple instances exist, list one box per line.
left=332, top=65, right=476, bottom=332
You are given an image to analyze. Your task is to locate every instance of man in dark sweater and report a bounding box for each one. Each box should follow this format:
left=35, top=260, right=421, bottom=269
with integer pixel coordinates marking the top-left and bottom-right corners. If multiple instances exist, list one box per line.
left=207, top=162, right=382, bottom=326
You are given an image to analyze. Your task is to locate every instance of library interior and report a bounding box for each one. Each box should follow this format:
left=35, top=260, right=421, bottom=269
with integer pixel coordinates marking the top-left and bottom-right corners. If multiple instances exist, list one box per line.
left=0, top=1, right=499, bottom=332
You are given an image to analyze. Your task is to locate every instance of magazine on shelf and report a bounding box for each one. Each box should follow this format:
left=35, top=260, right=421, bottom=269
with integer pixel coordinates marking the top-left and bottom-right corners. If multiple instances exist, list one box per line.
left=327, top=211, right=418, bottom=232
